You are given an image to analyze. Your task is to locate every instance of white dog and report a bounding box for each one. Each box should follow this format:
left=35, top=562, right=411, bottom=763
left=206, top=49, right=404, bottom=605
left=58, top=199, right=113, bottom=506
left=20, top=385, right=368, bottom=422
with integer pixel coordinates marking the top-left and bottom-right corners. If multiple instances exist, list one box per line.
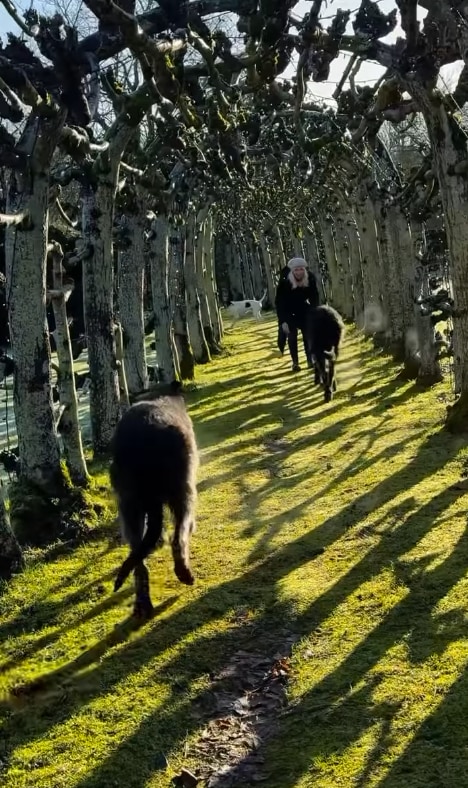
left=226, top=290, right=267, bottom=324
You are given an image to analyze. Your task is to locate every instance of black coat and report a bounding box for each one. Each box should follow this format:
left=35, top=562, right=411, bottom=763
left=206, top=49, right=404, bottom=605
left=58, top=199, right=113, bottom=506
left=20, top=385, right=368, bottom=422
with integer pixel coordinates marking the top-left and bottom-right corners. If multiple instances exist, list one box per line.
left=275, top=267, right=320, bottom=327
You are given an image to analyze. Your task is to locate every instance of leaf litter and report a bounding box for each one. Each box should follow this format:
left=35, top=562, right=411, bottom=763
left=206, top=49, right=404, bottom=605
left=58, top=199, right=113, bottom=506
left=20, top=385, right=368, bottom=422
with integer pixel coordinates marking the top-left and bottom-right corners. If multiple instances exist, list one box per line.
left=182, top=632, right=298, bottom=787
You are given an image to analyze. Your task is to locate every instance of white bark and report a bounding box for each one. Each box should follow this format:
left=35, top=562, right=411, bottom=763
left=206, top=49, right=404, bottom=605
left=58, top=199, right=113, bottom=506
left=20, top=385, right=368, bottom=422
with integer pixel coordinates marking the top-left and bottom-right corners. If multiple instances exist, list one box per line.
left=260, top=236, right=276, bottom=309
left=5, top=113, right=64, bottom=488
left=345, top=217, right=365, bottom=327
left=318, top=215, right=345, bottom=311
left=304, top=231, right=326, bottom=302
left=185, top=214, right=210, bottom=364
left=82, top=116, right=143, bottom=454
left=409, top=220, right=442, bottom=383
left=414, top=91, right=468, bottom=404
left=249, top=237, right=264, bottom=300
left=227, top=240, right=244, bottom=300
left=118, top=212, right=148, bottom=394
left=149, top=216, right=178, bottom=382
left=386, top=203, right=419, bottom=362
left=269, top=225, right=287, bottom=273
left=371, top=198, right=404, bottom=349
left=49, top=244, right=89, bottom=486
left=238, top=238, right=255, bottom=299
left=354, top=198, right=384, bottom=333
left=203, top=214, right=223, bottom=343
left=292, top=231, right=304, bottom=259
left=82, top=181, right=121, bottom=455
left=114, top=322, right=130, bottom=409
left=171, top=230, right=193, bottom=380
left=333, top=215, right=354, bottom=320
left=195, top=221, right=216, bottom=350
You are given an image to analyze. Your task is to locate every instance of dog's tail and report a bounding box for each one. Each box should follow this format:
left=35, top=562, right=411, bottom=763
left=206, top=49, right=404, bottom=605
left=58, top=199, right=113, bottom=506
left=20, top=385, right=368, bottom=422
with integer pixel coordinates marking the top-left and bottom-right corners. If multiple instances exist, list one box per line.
left=258, top=289, right=267, bottom=304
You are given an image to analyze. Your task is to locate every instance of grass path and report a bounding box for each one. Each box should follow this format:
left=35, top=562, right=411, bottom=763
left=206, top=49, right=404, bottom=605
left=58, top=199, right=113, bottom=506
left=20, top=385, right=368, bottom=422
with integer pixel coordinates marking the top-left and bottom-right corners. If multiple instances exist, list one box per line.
left=1, top=317, right=468, bottom=787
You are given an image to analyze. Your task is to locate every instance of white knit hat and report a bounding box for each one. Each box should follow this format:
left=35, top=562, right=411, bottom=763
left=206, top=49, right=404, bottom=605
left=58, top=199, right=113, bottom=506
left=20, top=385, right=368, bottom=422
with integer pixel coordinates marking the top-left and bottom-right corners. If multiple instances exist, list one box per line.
left=287, top=257, right=307, bottom=270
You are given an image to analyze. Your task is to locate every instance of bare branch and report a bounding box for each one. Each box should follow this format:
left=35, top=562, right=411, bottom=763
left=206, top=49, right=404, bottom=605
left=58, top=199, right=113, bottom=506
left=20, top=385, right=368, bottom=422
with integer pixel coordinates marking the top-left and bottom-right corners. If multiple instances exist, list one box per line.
left=0, top=211, right=30, bottom=227
left=0, top=0, right=34, bottom=37
left=0, top=56, right=59, bottom=115
left=55, top=198, right=78, bottom=229
left=334, top=54, right=359, bottom=100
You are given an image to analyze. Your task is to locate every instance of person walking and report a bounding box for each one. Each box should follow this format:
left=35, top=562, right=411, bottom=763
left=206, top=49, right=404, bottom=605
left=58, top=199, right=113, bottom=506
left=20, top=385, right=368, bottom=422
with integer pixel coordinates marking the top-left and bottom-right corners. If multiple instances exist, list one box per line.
left=275, top=257, right=321, bottom=372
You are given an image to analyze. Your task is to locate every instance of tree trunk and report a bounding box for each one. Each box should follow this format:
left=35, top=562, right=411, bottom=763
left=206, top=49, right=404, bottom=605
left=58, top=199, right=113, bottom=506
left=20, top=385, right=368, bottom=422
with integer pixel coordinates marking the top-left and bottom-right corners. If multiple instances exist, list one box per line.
left=333, top=215, right=354, bottom=320
left=171, top=232, right=194, bottom=380
left=0, top=487, right=23, bottom=580
left=203, top=214, right=223, bottom=342
left=114, top=322, right=130, bottom=408
left=249, top=237, right=264, bottom=300
left=82, top=180, right=121, bottom=455
left=318, top=214, right=345, bottom=311
left=195, top=221, right=217, bottom=353
left=386, top=203, right=421, bottom=369
left=345, top=216, right=365, bottom=327
left=303, top=230, right=324, bottom=296
left=184, top=214, right=210, bottom=364
left=354, top=197, right=384, bottom=334
left=410, top=87, right=468, bottom=428
left=5, top=114, right=65, bottom=492
left=409, top=220, right=443, bottom=385
left=371, top=198, right=404, bottom=352
left=117, top=212, right=148, bottom=395
left=260, top=236, right=277, bottom=309
left=289, top=224, right=304, bottom=259
left=238, top=238, right=254, bottom=299
left=269, top=225, right=286, bottom=274
left=149, top=216, right=178, bottom=382
left=228, top=240, right=244, bottom=299
left=49, top=243, right=89, bottom=486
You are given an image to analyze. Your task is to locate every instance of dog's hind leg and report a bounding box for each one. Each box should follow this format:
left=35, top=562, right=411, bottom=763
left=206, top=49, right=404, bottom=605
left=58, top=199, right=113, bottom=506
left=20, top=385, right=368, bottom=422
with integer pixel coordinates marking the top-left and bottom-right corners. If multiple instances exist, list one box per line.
left=169, top=485, right=196, bottom=586
left=115, top=497, right=164, bottom=618
left=115, top=495, right=154, bottom=617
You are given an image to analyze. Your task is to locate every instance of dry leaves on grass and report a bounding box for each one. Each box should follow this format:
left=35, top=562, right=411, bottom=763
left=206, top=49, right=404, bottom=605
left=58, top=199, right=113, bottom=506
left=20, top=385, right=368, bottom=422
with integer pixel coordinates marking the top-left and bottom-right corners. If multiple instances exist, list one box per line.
left=185, top=634, right=297, bottom=787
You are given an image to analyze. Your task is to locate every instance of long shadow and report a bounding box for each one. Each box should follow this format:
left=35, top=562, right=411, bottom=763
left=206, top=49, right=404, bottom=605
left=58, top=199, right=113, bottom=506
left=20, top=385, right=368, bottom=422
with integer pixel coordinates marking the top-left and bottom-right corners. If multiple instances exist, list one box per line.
left=0, top=583, right=134, bottom=675
left=377, top=661, right=468, bottom=786
left=0, top=427, right=459, bottom=787
left=243, top=430, right=421, bottom=564
left=0, top=324, right=457, bottom=786
left=0, top=569, right=117, bottom=648
left=228, top=482, right=468, bottom=787
left=67, top=445, right=465, bottom=788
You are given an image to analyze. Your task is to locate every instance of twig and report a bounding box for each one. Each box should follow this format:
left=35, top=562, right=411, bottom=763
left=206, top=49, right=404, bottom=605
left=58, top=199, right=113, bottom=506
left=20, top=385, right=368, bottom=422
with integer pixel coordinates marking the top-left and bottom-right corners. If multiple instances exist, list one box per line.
left=0, top=0, right=33, bottom=37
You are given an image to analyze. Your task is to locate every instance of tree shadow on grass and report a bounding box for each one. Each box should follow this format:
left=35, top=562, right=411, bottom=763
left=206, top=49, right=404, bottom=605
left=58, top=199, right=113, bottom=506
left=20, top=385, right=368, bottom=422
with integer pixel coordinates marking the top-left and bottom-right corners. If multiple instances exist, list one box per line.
left=227, top=481, right=468, bottom=788
left=376, top=660, right=468, bottom=787
left=242, top=430, right=423, bottom=565
left=66, top=444, right=466, bottom=788
left=0, top=569, right=117, bottom=648
left=0, top=427, right=461, bottom=788
left=0, top=583, right=134, bottom=675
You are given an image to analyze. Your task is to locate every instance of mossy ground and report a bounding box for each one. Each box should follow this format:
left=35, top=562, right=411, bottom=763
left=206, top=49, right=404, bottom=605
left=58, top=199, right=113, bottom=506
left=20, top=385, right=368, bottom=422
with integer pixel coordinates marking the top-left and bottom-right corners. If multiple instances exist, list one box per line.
left=1, top=316, right=468, bottom=787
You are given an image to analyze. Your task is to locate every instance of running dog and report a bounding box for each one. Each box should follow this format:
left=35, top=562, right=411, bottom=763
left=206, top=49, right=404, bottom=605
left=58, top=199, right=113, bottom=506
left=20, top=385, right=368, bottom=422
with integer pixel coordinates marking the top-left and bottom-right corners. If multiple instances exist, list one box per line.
left=226, top=290, right=267, bottom=324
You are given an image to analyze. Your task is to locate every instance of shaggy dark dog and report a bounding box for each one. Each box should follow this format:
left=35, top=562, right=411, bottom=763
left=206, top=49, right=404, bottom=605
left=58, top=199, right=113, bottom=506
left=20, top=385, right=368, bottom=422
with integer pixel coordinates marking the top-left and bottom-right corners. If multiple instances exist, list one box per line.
left=110, top=380, right=199, bottom=618
left=306, top=304, right=345, bottom=403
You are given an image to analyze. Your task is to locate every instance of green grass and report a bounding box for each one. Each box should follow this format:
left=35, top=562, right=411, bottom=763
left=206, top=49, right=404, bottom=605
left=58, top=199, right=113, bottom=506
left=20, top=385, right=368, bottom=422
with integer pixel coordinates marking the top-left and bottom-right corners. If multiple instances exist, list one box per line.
left=1, top=316, right=468, bottom=787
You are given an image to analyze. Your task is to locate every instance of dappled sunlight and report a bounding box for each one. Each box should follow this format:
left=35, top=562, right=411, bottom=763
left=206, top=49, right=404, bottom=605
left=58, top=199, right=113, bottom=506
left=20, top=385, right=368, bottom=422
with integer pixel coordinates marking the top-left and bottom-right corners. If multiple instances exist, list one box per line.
left=1, top=316, right=468, bottom=788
